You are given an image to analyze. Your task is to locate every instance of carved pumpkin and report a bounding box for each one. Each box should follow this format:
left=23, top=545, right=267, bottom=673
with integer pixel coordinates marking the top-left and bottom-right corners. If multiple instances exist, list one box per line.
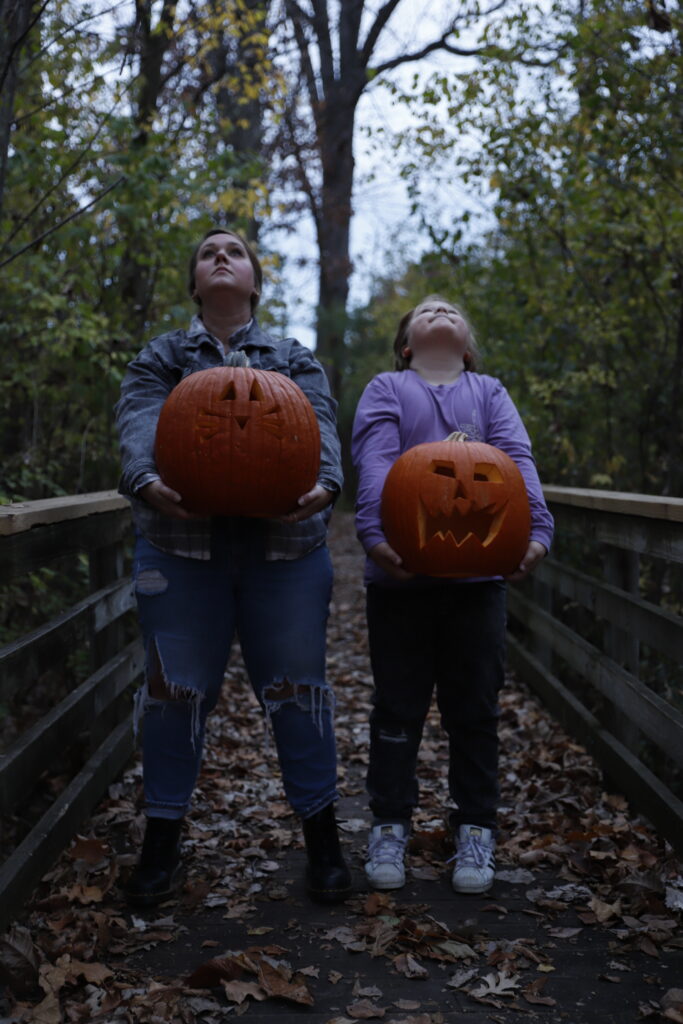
left=381, top=432, right=531, bottom=578
left=154, top=366, right=320, bottom=516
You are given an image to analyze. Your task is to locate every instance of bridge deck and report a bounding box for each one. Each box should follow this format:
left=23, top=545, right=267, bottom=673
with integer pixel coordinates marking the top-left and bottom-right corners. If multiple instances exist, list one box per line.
left=2, top=514, right=681, bottom=1024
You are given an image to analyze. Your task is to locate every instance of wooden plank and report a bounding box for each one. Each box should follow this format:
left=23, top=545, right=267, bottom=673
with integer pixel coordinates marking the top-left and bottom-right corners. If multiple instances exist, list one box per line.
left=0, top=579, right=136, bottom=702
left=0, top=717, right=134, bottom=934
left=543, top=485, right=683, bottom=522
left=0, top=491, right=129, bottom=536
left=0, top=640, right=143, bottom=813
left=0, top=509, right=132, bottom=578
left=535, top=559, right=682, bottom=663
left=548, top=504, right=683, bottom=564
left=507, top=634, right=683, bottom=855
left=507, top=590, right=683, bottom=766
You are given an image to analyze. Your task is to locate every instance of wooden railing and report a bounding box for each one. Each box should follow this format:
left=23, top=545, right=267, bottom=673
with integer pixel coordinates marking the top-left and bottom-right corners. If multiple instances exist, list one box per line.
left=507, top=486, right=683, bottom=854
left=0, top=492, right=142, bottom=933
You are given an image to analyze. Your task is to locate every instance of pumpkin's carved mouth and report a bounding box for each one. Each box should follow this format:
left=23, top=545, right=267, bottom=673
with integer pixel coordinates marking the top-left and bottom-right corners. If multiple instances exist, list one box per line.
left=417, top=463, right=508, bottom=550
left=418, top=497, right=508, bottom=549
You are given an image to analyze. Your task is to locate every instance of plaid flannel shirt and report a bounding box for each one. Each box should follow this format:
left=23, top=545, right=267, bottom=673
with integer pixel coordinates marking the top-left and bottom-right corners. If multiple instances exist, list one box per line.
left=115, top=316, right=343, bottom=561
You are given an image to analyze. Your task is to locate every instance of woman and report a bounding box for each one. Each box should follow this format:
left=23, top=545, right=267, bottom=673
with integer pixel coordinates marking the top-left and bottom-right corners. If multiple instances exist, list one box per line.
left=115, top=227, right=351, bottom=906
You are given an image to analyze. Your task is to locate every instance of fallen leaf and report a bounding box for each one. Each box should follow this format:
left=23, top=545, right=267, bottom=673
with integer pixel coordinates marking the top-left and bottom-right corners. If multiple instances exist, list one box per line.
left=471, top=972, right=520, bottom=998
left=392, top=953, right=429, bottom=979
left=346, top=999, right=386, bottom=1018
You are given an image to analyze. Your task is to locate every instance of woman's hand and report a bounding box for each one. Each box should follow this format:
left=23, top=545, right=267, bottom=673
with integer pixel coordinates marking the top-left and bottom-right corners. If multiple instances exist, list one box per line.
left=279, top=483, right=335, bottom=523
left=138, top=479, right=199, bottom=520
left=506, top=540, right=547, bottom=583
left=368, top=541, right=415, bottom=582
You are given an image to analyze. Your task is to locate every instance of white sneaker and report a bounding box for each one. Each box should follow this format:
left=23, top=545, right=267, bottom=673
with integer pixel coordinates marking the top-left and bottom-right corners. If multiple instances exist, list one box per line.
left=450, top=824, right=496, bottom=894
left=365, top=823, right=408, bottom=890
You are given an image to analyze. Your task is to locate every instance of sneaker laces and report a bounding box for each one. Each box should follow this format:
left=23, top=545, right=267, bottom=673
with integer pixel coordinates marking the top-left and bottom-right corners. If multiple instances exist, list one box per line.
left=368, top=832, right=408, bottom=866
left=448, top=834, right=494, bottom=869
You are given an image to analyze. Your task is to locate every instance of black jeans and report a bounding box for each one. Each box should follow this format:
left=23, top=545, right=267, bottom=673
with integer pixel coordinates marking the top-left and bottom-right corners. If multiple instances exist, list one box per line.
left=366, top=580, right=507, bottom=833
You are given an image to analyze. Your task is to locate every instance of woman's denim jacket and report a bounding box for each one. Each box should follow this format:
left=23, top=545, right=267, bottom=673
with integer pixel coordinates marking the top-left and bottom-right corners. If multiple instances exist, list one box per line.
left=115, top=316, right=343, bottom=561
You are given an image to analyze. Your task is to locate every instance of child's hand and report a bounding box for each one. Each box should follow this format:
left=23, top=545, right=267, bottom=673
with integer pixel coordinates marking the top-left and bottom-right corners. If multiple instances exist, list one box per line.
left=138, top=479, right=201, bottom=520
left=368, top=541, right=415, bottom=581
left=278, top=484, right=335, bottom=523
left=506, top=540, right=547, bottom=582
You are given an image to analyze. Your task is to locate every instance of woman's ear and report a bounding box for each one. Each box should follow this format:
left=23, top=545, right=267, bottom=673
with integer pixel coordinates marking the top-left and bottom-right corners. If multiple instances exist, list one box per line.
left=402, top=346, right=412, bottom=358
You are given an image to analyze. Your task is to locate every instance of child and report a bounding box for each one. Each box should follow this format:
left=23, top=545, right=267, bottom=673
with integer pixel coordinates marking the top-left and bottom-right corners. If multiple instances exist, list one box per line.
left=115, top=227, right=351, bottom=906
left=351, top=295, right=554, bottom=894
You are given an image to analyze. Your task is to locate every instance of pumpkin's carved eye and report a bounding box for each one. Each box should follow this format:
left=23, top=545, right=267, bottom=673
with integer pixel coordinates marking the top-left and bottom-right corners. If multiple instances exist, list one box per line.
left=473, top=463, right=503, bottom=483
left=249, top=379, right=264, bottom=402
left=221, top=380, right=237, bottom=400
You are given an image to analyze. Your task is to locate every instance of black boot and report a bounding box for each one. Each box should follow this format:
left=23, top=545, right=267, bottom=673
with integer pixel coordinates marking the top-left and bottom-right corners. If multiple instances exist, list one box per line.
left=302, top=803, right=352, bottom=904
left=123, top=817, right=183, bottom=907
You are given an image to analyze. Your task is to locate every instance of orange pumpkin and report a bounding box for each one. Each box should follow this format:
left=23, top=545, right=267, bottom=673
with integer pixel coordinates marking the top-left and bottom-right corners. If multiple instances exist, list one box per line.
left=381, top=432, right=531, bottom=577
left=154, top=366, right=320, bottom=516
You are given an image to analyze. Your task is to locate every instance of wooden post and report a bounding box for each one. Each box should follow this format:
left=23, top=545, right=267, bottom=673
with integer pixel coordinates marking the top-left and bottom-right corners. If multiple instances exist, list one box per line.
left=88, top=538, right=127, bottom=752
left=602, top=544, right=641, bottom=752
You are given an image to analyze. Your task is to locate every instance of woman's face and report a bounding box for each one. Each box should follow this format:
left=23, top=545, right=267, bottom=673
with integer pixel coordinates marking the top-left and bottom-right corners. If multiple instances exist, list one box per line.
left=408, top=300, right=469, bottom=352
left=192, top=232, right=257, bottom=309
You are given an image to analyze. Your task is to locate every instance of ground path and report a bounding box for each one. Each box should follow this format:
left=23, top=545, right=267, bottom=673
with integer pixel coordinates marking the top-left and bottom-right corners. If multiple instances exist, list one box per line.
left=2, top=513, right=681, bottom=1024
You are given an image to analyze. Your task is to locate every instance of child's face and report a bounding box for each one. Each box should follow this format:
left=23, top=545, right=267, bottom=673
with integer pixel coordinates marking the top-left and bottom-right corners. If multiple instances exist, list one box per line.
left=408, top=300, right=469, bottom=352
left=193, top=232, right=256, bottom=308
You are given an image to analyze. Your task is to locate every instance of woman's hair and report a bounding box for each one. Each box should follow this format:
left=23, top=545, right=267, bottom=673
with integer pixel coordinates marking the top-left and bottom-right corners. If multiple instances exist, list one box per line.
left=188, top=227, right=263, bottom=311
left=392, top=294, right=481, bottom=372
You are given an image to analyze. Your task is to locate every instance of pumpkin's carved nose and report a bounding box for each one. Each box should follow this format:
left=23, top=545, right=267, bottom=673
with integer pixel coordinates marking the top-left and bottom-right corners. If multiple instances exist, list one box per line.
left=234, top=415, right=249, bottom=429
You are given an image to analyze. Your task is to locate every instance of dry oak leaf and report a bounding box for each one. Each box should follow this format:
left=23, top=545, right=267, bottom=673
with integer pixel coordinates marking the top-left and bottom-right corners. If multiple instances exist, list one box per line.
left=222, top=979, right=268, bottom=1004
left=392, top=953, right=429, bottom=979
left=470, top=972, right=521, bottom=999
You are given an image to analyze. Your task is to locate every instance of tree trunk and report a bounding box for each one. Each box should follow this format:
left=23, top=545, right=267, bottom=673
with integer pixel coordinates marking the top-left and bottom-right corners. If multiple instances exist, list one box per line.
left=0, top=0, right=36, bottom=225
left=315, top=101, right=355, bottom=396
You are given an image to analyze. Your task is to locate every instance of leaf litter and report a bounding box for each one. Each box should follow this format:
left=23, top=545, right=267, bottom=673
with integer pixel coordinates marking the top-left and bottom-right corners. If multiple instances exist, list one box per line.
left=0, top=513, right=681, bottom=1021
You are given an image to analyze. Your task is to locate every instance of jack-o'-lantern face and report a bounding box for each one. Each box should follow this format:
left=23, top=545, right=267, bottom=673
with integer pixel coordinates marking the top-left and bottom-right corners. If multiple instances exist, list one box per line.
left=417, top=458, right=509, bottom=550
left=195, top=374, right=285, bottom=455
left=381, top=436, right=531, bottom=578
left=154, top=366, right=320, bottom=517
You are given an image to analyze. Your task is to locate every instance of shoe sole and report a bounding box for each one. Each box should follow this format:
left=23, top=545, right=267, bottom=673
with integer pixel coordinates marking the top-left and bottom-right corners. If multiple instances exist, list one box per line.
left=307, top=885, right=353, bottom=904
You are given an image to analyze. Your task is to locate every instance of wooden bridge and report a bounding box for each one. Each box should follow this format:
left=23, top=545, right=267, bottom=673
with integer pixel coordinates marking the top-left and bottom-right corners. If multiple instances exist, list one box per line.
left=1, top=490, right=682, bottom=1022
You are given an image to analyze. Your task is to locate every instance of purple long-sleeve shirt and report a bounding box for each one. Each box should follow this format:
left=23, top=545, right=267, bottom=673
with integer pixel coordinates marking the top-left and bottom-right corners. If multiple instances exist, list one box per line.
left=351, top=369, right=554, bottom=585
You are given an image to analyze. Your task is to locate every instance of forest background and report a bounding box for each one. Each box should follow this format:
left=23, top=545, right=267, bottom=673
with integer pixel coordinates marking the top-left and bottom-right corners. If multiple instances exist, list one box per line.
left=1, top=0, right=681, bottom=511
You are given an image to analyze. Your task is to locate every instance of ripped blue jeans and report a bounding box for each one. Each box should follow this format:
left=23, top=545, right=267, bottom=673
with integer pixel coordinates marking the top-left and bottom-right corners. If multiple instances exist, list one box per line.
left=132, top=522, right=338, bottom=821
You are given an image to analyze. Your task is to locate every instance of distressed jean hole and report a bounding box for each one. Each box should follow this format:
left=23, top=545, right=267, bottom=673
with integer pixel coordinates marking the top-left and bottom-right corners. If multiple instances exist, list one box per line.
left=136, top=568, right=169, bottom=596
left=147, top=639, right=192, bottom=702
left=263, top=678, right=296, bottom=702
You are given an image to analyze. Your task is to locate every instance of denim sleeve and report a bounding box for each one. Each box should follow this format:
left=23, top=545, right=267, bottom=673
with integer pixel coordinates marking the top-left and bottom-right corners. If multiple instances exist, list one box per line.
left=286, top=340, right=343, bottom=495
left=114, top=337, right=180, bottom=496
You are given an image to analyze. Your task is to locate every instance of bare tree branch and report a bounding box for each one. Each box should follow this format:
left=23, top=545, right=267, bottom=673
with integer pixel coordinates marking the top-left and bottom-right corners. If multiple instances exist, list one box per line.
left=284, top=0, right=322, bottom=110
left=0, top=176, right=125, bottom=270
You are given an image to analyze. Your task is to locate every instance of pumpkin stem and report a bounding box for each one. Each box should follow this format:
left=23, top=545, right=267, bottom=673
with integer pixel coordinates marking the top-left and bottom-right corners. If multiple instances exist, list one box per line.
left=445, top=431, right=468, bottom=443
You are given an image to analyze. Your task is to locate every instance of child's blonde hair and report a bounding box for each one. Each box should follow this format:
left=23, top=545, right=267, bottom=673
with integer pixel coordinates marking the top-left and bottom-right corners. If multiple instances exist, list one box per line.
left=392, top=294, right=481, bottom=372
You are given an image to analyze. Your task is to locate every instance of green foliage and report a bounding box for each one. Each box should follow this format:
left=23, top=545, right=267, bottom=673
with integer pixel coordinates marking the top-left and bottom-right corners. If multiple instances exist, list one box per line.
left=0, top=0, right=276, bottom=503
left=353, top=0, right=683, bottom=496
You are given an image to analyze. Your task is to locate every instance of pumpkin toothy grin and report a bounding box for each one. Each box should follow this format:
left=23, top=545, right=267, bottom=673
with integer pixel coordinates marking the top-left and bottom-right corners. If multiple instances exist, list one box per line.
left=418, top=495, right=507, bottom=549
